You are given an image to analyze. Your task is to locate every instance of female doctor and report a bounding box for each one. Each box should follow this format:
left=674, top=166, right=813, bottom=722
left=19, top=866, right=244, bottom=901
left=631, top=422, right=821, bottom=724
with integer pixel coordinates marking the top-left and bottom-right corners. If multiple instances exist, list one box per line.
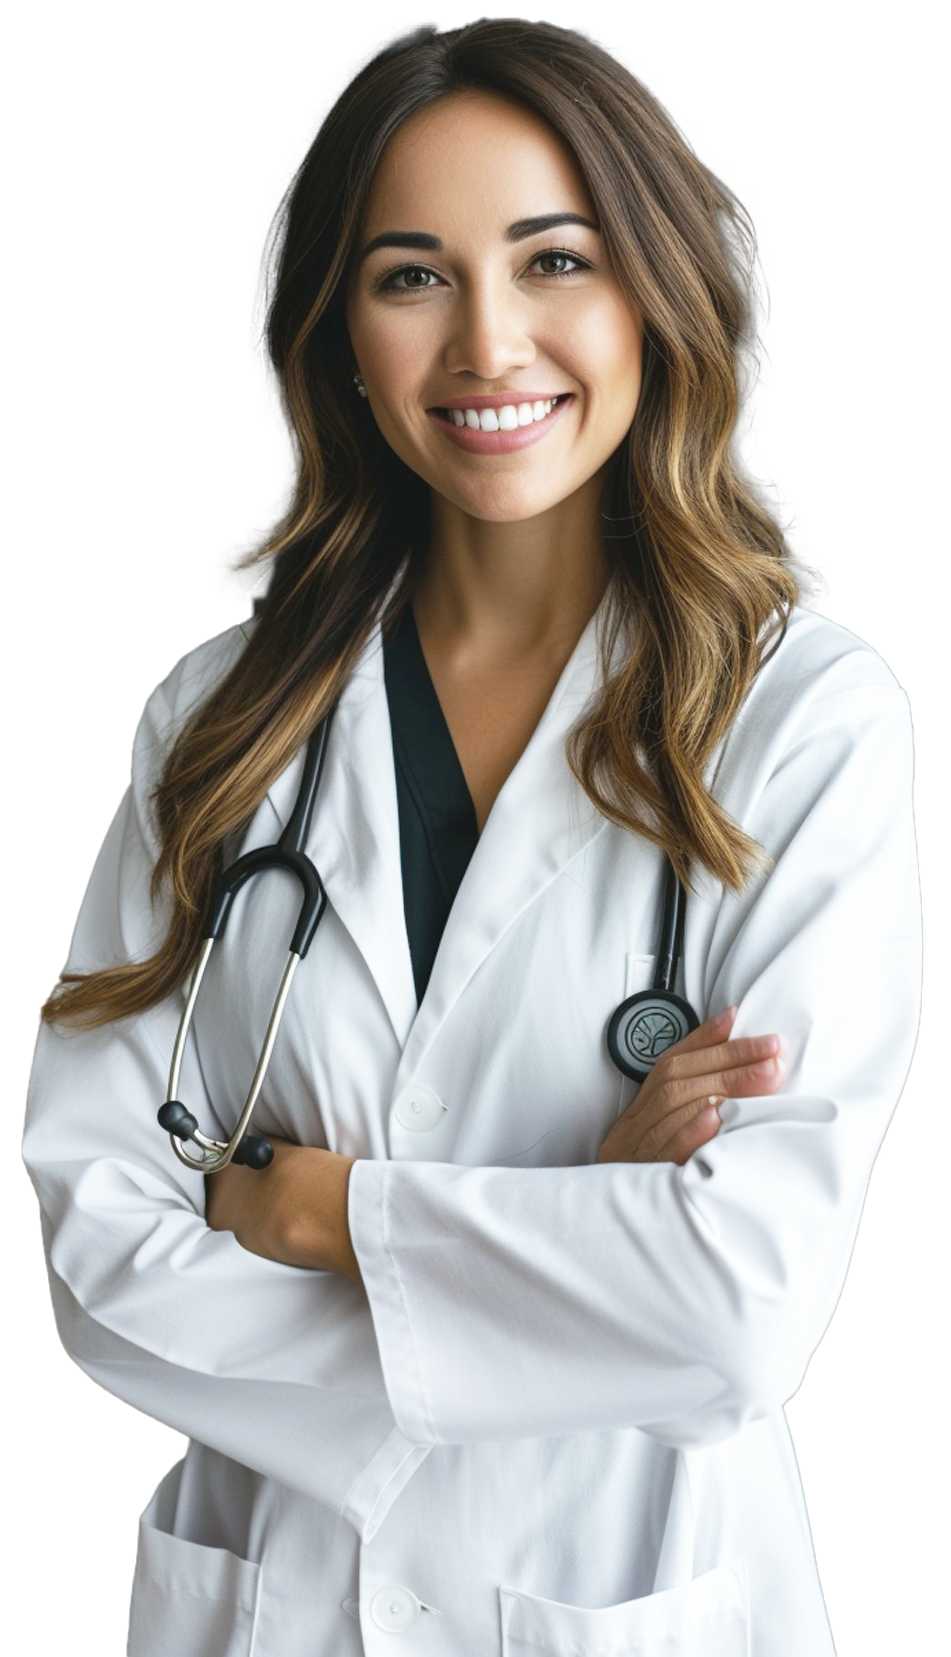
left=24, top=18, right=920, bottom=1657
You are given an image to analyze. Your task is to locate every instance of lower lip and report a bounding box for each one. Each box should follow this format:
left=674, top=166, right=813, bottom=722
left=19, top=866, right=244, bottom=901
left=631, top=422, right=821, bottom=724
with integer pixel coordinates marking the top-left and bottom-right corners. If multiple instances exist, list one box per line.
left=426, top=395, right=574, bottom=454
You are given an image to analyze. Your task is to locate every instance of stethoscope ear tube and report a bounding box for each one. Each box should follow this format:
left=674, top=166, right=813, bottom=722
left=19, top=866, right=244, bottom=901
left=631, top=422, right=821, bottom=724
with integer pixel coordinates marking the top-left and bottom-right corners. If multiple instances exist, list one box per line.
left=158, top=715, right=335, bottom=1175
left=160, top=944, right=304, bottom=1172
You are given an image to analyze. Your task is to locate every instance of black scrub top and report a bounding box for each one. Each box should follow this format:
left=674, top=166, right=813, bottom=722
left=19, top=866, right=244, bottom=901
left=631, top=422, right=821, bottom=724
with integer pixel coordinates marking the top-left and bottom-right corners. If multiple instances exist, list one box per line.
left=383, top=603, right=480, bottom=1004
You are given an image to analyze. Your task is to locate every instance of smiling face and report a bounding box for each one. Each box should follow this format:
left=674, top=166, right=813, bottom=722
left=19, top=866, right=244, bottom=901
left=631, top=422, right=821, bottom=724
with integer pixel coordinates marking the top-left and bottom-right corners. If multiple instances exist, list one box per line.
left=345, top=91, right=644, bottom=530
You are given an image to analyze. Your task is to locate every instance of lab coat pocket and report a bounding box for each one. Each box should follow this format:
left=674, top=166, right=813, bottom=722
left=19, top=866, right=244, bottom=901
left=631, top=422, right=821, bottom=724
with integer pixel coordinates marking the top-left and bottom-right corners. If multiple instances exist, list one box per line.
left=499, top=1560, right=749, bottom=1655
left=128, top=1478, right=261, bottom=1657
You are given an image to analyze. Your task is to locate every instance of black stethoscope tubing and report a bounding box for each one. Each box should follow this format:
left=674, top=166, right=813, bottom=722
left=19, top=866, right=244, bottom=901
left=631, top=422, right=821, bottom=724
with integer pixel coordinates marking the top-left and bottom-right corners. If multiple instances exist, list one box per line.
left=158, top=711, right=699, bottom=1171
left=605, top=861, right=699, bottom=1082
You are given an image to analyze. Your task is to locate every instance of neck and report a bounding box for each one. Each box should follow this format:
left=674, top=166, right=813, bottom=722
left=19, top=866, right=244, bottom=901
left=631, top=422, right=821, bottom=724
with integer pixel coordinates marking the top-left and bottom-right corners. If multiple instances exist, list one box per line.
left=414, top=479, right=610, bottom=665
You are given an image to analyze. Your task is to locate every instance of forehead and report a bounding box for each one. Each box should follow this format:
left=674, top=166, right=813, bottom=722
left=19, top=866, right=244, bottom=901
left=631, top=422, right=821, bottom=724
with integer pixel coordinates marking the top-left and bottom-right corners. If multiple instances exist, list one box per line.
left=361, top=91, right=595, bottom=232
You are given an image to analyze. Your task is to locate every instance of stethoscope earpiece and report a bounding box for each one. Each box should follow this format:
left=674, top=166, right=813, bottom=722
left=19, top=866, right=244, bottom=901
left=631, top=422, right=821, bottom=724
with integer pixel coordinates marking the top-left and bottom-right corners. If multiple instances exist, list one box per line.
left=230, top=1135, right=275, bottom=1170
left=157, top=1100, right=198, bottom=1139
left=157, top=1100, right=274, bottom=1170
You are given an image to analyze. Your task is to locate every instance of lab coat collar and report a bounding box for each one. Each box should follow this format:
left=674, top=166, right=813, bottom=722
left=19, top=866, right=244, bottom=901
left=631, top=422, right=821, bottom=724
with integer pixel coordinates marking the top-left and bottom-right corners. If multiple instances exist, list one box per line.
left=263, top=602, right=614, bottom=1059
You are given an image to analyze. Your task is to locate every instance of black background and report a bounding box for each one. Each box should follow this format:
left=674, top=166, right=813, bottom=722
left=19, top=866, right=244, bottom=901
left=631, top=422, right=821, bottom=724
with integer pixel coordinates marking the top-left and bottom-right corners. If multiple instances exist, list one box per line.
left=22, top=29, right=921, bottom=1657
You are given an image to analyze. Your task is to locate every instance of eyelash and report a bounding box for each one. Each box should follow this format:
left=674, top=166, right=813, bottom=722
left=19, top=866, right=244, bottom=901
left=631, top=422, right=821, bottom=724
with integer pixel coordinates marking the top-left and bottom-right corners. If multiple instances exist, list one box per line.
left=374, top=248, right=593, bottom=293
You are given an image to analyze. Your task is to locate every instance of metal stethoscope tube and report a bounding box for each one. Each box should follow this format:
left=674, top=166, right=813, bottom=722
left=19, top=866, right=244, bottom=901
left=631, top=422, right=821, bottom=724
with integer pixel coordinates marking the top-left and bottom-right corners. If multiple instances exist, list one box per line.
left=157, top=713, right=333, bottom=1173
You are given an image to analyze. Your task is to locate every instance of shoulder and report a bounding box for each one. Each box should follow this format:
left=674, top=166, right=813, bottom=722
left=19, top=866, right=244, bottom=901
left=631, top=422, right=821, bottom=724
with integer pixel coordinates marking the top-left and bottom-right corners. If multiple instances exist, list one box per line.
left=736, top=605, right=910, bottom=743
left=131, top=619, right=254, bottom=782
left=139, top=623, right=255, bottom=739
left=763, top=604, right=906, bottom=698
left=710, top=606, right=913, bottom=824
left=149, top=620, right=254, bottom=725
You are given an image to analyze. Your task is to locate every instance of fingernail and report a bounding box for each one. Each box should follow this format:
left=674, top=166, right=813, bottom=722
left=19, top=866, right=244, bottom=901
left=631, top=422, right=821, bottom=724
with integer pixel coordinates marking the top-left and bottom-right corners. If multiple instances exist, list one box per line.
left=761, top=1054, right=785, bottom=1078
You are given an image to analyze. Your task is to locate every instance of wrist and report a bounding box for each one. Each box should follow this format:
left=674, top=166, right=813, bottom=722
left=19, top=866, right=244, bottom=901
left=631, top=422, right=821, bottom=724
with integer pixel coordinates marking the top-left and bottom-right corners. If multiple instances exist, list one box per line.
left=318, top=1151, right=360, bottom=1282
left=278, top=1148, right=359, bottom=1280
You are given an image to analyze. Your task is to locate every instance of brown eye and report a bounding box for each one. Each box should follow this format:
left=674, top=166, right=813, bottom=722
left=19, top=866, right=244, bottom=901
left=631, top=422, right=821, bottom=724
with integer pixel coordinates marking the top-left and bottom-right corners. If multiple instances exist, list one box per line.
left=529, top=249, right=590, bottom=278
left=377, top=265, right=440, bottom=292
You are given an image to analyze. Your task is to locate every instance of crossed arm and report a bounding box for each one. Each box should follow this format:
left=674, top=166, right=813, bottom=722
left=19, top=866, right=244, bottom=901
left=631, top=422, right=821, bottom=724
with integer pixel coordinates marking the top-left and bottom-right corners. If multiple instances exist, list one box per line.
left=204, top=1006, right=784, bottom=1279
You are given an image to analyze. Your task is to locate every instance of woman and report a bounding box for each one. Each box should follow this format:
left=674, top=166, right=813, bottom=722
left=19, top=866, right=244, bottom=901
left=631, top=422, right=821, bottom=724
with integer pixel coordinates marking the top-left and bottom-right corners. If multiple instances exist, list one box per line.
left=23, top=18, right=920, bottom=1656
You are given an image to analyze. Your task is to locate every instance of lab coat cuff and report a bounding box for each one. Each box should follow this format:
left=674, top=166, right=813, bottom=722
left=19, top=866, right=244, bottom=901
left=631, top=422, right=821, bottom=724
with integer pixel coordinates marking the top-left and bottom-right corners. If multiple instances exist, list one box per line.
left=341, top=1427, right=431, bottom=1542
left=349, top=1158, right=439, bottom=1447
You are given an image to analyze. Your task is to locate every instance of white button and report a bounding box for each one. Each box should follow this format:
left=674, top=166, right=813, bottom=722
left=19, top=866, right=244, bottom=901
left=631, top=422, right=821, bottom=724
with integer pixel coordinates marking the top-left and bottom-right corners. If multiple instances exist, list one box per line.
left=394, top=1084, right=446, bottom=1132
left=370, top=1586, right=422, bottom=1632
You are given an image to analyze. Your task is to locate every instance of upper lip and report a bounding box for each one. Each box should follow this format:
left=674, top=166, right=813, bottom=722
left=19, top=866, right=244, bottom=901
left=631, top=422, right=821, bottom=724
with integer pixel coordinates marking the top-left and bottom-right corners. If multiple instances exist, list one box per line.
left=429, top=392, right=571, bottom=411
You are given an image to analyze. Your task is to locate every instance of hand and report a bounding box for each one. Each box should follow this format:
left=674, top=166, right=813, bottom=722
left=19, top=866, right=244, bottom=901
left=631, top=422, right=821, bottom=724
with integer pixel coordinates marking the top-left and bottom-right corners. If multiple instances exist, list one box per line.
left=597, top=1006, right=783, bottom=1166
left=204, top=1140, right=361, bottom=1283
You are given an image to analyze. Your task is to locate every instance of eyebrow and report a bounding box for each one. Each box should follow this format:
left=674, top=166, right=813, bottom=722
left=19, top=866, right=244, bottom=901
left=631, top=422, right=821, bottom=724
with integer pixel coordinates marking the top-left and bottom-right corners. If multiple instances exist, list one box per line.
left=358, top=212, right=600, bottom=263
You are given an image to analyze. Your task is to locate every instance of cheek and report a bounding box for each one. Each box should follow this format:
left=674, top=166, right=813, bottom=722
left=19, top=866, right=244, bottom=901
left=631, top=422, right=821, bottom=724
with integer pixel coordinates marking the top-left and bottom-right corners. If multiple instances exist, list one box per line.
left=556, top=298, right=643, bottom=406
left=353, top=311, right=425, bottom=398
left=595, top=304, right=643, bottom=424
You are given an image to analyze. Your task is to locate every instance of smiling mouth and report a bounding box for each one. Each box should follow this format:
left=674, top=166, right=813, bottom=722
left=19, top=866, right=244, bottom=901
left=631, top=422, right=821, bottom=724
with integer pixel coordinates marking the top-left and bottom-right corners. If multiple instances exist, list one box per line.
left=431, top=394, right=573, bottom=432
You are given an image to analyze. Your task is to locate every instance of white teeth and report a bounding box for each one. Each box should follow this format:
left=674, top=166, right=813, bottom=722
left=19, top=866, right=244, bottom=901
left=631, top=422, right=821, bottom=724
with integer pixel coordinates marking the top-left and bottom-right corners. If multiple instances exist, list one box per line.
left=447, top=398, right=560, bottom=431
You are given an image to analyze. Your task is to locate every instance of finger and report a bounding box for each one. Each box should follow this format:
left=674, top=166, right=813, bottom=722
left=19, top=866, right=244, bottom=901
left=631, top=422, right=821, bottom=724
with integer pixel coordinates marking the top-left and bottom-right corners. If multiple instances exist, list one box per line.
left=708, top=1053, right=784, bottom=1096
left=641, top=1003, right=779, bottom=1082
left=652, top=1031, right=782, bottom=1085
left=630, top=1050, right=783, bottom=1141
left=635, top=1094, right=723, bottom=1163
left=651, top=1103, right=722, bottom=1166
left=598, top=1090, right=722, bottom=1165
left=679, top=1051, right=783, bottom=1106
left=670, top=1006, right=737, bottom=1053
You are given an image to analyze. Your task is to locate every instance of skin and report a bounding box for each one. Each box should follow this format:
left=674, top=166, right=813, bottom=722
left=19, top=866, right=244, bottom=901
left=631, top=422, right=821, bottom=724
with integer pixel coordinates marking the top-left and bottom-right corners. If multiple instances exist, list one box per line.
left=205, top=92, right=784, bottom=1277
left=346, top=90, right=645, bottom=830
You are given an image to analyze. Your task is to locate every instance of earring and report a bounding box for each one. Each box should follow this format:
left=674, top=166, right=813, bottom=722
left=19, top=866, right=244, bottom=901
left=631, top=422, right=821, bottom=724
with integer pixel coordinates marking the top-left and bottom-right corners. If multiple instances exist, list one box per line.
left=353, top=371, right=367, bottom=398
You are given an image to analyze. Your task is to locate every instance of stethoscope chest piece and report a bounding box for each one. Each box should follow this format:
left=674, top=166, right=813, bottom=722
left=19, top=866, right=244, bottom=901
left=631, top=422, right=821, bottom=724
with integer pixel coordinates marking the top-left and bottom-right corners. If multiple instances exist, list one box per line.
left=607, top=989, right=699, bottom=1081
left=606, top=859, right=699, bottom=1082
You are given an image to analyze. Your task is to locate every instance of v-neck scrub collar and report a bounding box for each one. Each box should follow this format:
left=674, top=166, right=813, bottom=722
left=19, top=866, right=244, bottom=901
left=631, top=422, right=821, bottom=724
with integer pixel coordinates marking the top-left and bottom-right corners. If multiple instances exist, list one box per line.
left=383, top=604, right=480, bottom=1005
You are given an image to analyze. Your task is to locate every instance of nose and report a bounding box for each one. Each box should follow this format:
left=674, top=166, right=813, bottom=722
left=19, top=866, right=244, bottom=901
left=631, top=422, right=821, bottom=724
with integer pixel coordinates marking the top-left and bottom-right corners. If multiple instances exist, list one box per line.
left=442, top=276, right=536, bottom=382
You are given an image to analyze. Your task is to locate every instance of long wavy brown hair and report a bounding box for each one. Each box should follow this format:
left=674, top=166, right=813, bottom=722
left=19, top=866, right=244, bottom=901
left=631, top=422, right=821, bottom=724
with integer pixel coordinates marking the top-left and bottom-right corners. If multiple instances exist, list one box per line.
left=44, top=17, right=797, bottom=1029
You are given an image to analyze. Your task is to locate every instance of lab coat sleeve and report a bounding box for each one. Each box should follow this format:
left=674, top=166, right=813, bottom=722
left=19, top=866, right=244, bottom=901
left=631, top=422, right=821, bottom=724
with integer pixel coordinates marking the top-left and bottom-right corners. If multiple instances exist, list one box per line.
left=348, top=639, right=921, bottom=1449
left=22, top=650, right=428, bottom=1542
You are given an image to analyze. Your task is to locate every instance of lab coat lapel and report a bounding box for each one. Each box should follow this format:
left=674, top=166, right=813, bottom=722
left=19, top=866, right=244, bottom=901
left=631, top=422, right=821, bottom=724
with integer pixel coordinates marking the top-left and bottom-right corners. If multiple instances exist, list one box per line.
left=263, top=626, right=418, bottom=1050
left=262, top=604, right=614, bottom=1066
left=399, top=606, right=611, bottom=1078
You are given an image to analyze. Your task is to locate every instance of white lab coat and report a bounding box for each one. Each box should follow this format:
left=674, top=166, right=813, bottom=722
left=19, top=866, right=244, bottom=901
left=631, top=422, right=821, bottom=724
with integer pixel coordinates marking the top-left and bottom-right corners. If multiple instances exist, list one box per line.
left=24, top=601, right=920, bottom=1657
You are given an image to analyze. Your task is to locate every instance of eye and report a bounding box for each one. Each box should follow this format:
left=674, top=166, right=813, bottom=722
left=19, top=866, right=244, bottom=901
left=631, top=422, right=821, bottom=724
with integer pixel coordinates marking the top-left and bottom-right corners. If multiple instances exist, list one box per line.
left=529, top=249, right=591, bottom=278
left=375, top=264, right=442, bottom=293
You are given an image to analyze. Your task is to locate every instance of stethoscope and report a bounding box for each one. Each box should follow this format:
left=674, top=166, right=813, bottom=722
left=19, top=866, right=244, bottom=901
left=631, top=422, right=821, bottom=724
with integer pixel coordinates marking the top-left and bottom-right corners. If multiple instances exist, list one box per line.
left=158, top=713, right=699, bottom=1173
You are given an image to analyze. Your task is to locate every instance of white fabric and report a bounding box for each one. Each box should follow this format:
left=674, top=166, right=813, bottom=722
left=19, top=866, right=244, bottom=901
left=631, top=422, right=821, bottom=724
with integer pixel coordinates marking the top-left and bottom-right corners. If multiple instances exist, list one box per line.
left=23, top=604, right=920, bottom=1656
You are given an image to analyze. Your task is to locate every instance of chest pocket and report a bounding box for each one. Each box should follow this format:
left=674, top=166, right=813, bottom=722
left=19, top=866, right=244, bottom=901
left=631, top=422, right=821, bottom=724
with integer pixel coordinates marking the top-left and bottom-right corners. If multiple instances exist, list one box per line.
left=500, top=1561, right=749, bottom=1655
